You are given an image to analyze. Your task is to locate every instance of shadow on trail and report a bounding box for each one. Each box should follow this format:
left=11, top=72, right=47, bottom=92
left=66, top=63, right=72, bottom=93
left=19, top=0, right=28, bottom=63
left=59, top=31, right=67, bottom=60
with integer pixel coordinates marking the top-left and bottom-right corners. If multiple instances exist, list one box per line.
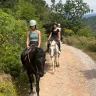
left=44, top=54, right=52, bottom=72
left=82, top=69, right=96, bottom=80
left=44, top=62, right=51, bottom=72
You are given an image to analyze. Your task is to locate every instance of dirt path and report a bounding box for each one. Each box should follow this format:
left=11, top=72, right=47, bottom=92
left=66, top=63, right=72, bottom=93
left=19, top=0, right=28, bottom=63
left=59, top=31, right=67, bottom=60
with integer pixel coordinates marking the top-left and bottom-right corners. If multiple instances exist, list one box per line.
left=37, top=44, right=96, bottom=96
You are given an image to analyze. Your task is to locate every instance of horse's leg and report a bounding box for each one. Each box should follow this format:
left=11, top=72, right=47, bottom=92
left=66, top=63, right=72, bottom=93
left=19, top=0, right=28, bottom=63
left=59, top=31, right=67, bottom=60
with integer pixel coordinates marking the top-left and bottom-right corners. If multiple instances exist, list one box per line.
left=58, top=54, right=60, bottom=66
left=55, top=55, right=57, bottom=67
left=35, top=74, right=40, bottom=96
left=56, top=54, right=60, bottom=67
left=27, top=73, right=33, bottom=95
left=54, top=56, right=56, bottom=67
left=51, top=57, right=55, bottom=73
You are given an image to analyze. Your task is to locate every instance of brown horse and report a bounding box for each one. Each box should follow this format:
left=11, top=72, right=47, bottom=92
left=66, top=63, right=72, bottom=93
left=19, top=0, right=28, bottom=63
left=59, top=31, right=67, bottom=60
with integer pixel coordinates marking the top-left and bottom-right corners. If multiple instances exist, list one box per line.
left=21, top=44, right=46, bottom=96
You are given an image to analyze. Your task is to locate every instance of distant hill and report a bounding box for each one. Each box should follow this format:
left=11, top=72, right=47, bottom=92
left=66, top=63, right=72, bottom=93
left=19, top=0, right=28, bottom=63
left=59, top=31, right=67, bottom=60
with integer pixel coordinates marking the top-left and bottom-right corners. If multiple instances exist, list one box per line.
left=83, top=16, right=96, bottom=32
left=83, top=13, right=96, bottom=18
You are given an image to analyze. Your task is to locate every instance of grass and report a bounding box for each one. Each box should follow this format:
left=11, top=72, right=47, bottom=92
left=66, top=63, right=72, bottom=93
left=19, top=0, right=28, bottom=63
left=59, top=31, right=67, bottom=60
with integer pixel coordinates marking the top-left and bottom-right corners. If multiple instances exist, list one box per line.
left=85, top=51, right=96, bottom=62
left=0, top=74, right=17, bottom=96
left=14, top=72, right=36, bottom=96
left=63, top=35, right=96, bottom=62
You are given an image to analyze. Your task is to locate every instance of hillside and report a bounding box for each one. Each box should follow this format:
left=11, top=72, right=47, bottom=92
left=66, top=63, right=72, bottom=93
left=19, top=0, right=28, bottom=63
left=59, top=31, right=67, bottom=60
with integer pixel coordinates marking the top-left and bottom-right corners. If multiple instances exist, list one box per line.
left=83, top=16, right=96, bottom=32
left=83, top=13, right=96, bottom=18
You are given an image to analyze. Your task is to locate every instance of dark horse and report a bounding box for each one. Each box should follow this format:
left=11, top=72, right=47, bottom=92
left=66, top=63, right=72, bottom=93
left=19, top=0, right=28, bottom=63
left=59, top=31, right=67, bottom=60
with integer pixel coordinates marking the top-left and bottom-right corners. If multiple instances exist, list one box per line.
left=21, top=44, right=46, bottom=96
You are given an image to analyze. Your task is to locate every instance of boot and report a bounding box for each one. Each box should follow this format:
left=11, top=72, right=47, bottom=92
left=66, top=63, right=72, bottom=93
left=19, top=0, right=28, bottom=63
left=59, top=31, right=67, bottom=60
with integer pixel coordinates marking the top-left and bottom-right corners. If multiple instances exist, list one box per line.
left=45, top=44, right=49, bottom=53
left=21, top=66, right=26, bottom=73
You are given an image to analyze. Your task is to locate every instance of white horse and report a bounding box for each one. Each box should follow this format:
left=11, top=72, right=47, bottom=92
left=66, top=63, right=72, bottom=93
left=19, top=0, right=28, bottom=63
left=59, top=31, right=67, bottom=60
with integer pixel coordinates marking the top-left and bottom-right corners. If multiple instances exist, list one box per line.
left=49, top=40, right=60, bottom=73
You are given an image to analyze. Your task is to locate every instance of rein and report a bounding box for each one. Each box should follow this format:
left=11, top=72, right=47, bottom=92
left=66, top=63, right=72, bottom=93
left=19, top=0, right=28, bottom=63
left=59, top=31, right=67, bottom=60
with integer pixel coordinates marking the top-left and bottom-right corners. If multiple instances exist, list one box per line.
left=27, top=45, right=38, bottom=74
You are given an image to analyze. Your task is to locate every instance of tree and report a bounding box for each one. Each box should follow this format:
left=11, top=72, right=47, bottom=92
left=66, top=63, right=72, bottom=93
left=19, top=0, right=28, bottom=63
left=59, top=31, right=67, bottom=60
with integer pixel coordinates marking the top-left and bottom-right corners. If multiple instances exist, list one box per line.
left=64, top=0, right=92, bottom=33
left=0, top=0, right=19, bottom=8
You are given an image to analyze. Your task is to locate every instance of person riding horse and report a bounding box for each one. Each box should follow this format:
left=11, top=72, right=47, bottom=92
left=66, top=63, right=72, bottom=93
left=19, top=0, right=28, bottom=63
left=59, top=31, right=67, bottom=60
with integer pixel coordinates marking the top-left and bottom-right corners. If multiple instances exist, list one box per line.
left=45, top=22, right=61, bottom=53
left=21, top=20, right=46, bottom=96
left=21, top=20, right=41, bottom=72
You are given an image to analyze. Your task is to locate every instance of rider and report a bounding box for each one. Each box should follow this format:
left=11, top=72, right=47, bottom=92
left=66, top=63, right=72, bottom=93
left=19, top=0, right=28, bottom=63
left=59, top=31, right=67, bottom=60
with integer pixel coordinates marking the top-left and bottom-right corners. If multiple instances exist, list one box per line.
left=57, top=23, right=62, bottom=50
left=21, top=20, right=41, bottom=72
left=26, top=20, right=41, bottom=48
left=45, top=22, right=61, bottom=53
left=57, top=23, right=61, bottom=32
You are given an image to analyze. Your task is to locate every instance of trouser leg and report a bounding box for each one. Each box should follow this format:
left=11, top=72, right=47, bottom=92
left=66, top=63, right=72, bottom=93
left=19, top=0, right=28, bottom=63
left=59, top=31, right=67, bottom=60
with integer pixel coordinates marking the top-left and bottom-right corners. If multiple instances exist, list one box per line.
left=56, top=40, right=60, bottom=51
left=45, top=41, right=50, bottom=52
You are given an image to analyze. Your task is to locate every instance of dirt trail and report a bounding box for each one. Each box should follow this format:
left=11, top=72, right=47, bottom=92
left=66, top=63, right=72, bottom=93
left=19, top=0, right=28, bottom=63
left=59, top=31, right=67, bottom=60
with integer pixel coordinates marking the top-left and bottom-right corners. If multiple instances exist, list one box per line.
left=38, top=44, right=96, bottom=96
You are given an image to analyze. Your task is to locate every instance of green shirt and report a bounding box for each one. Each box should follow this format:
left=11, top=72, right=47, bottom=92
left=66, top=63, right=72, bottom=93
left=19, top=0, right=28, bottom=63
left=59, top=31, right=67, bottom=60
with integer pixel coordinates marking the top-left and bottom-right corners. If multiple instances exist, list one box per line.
left=29, top=30, right=38, bottom=41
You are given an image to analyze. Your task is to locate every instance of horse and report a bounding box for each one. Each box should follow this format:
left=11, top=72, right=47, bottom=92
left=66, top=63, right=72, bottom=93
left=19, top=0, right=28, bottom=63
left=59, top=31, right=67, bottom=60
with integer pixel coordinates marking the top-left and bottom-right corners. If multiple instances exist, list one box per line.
left=49, top=40, right=60, bottom=73
left=21, top=44, right=46, bottom=96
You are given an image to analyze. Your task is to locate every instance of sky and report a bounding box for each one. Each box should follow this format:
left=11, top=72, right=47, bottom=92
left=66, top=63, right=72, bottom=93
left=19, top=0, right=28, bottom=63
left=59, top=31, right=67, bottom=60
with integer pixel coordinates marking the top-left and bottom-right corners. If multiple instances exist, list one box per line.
left=46, top=0, right=96, bottom=13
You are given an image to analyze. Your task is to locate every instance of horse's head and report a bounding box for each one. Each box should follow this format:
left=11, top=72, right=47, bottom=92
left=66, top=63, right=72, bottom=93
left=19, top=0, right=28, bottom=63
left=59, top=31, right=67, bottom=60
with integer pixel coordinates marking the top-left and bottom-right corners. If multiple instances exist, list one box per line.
left=49, top=40, right=57, bottom=58
left=35, top=48, right=46, bottom=77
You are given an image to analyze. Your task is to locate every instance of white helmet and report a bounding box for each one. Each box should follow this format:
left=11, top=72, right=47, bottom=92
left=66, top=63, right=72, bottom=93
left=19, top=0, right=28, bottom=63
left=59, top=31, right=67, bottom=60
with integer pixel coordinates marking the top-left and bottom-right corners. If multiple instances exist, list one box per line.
left=29, top=20, right=36, bottom=26
left=58, top=23, right=61, bottom=26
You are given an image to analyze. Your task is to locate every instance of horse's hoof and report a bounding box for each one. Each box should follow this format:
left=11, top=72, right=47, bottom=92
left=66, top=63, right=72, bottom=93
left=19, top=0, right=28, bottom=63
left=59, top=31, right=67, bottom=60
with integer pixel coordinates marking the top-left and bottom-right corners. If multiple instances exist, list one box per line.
left=29, top=92, right=33, bottom=96
left=56, top=65, right=60, bottom=67
left=51, top=72, right=54, bottom=75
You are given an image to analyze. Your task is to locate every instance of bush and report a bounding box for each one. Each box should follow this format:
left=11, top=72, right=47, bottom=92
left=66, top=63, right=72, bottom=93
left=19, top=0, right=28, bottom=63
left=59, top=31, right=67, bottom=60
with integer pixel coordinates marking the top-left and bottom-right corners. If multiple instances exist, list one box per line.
left=64, top=28, right=74, bottom=36
left=64, top=36, right=96, bottom=52
left=0, top=9, right=27, bottom=77
left=77, top=27, right=94, bottom=37
left=0, top=74, right=17, bottom=96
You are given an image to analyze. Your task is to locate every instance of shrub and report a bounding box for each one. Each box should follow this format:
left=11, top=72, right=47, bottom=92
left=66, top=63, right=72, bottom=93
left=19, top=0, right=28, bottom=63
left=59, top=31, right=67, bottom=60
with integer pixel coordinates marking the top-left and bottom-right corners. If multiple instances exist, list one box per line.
left=0, top=9, right=27, bottom=77
left=64, top=28, right=74, bottom=36
left=0, top=74, right=17, bottom=96
left=77, top=26, right=94, bottom=37
left=64, top=36, right=96, bottom=52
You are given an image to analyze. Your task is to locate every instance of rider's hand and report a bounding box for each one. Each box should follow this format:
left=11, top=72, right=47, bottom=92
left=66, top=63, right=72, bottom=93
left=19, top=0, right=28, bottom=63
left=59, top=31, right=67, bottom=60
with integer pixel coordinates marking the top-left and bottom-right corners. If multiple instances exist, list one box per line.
left=27, top=45, right=30, bottom=49
left=37, top=45, right=40, bottom=48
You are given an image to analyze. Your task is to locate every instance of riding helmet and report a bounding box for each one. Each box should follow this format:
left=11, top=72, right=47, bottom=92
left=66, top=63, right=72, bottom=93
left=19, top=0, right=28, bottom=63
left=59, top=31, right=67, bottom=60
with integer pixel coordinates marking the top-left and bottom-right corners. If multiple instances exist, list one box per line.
left=53, top=22, right=58, bottom=26
left=29, top=20, right=36, bottom=26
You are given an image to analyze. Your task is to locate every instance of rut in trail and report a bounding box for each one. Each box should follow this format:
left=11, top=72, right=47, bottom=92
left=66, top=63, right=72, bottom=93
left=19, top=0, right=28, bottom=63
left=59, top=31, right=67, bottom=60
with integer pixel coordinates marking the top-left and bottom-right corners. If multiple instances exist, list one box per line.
left=34, top=44, right=96, bottom=96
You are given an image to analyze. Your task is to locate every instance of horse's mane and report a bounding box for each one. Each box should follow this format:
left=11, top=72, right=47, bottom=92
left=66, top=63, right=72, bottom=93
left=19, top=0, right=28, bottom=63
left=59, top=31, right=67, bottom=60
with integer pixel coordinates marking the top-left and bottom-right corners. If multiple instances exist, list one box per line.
left=36, top=48, right=45, bottom=59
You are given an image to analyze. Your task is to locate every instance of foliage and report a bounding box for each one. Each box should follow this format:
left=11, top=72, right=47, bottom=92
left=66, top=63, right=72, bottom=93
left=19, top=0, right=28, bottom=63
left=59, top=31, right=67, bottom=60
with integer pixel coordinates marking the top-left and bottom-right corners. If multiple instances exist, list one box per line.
left=64, top=28, right=74, bottom=36
left=0, top=0, right=19, bottom=8
left=64, top=0, right=92, bottom=33
left=64, top=35, right=96, bottom=52
left=77, top=26, right=94, bottom=37
left=83, top=16, right=96, bottom=32
left=0, top=9, right=27, bottom=77
left=17, top=0, right=36, bottom=21
left=0, top=74, right=16, bottom=96
left=14, top=73, right=30, bottom=96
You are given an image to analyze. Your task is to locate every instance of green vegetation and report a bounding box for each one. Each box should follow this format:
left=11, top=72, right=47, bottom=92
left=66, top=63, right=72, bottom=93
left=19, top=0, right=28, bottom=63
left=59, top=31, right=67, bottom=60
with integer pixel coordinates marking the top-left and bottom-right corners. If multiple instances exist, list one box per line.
left=83, top=16, right=96, bottom=32
left=64, top=35, right=96, bottom=52
left=0, top=74, right=17, bottom=96
left=0, top=9, right=27, bottom=77
left=0, top=0, right=96, bottom=95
